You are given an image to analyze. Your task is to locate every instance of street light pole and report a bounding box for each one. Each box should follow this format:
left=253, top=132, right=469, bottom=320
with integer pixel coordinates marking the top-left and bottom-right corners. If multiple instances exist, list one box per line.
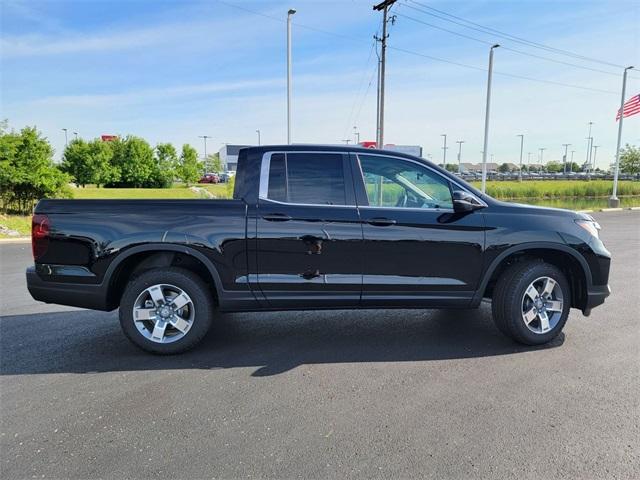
left=198, top=135, right=211, bottom=172
left=570, top=150, right=575, bottom=172
left=256, top=129, right=261, bottom=146
left=287, top=8, right=296, bottom=145
left=73, top=132, right=78, bottom=141
left=585, top=121, right=593, bottom=173
left=592, top=145, right=599, bottom=171
left=516, top=134, right=524, bottom=181
left=610, top=66, right=634, bottom=207
left=539, top=147, right=546, bottom=167
left=62, top=128, right=68, bottom=147
left=456, top=140, right=465, bottom=174
left=353, top=126, right=360, bottom=145
left=481, top=44, right=500, bottom=193
left=441, top=134, right=448, bottom=167
left=562, top=143, right=571, bottom=174
left=527, top=152, right=532, bottom=173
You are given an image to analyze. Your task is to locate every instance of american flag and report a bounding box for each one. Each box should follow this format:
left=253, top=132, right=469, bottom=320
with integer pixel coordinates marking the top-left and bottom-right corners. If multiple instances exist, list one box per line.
left=616, top=93, right=640, bottom=120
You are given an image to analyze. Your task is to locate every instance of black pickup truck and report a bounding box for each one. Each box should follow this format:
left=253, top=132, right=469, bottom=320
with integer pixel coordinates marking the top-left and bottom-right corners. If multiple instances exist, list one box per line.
left=27, top=145, right=611, bottom=354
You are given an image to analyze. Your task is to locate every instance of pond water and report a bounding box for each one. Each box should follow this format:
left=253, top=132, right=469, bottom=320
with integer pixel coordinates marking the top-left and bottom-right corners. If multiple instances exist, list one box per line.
left=503, top=196, right=640, bottom=210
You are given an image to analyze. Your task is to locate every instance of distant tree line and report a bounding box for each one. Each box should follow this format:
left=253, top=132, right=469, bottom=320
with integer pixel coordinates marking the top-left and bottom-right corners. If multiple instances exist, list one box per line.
left=61, top=136, right=208, bottom=188
left=0, top=121, right=218, bottom=213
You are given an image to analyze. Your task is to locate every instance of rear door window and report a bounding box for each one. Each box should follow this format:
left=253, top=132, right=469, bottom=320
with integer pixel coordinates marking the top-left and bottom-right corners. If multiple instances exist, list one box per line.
left=266, top=153, right=347, bottom=205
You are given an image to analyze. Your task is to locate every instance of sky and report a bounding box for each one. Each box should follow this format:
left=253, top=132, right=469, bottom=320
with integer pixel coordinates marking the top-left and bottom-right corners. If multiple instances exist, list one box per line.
left=1, top=0, right=639, bottom=167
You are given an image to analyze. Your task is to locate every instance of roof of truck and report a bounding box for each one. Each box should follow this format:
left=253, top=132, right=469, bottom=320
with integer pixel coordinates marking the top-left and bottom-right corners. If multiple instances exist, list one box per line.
left=242, top=144, right=423, bottom=161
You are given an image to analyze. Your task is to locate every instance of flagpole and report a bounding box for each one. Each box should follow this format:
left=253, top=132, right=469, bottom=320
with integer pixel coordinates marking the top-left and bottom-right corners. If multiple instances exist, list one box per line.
left=609, top=65, right=634, bottom=208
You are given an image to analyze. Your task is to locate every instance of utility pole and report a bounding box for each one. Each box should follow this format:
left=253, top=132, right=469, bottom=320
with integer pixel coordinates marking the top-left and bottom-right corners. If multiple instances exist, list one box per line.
left=198, top=135, right=211, bottom=172
left=481, top=44, right=500, bottom=193
left=441, top=134, right=448, bottom=167
left=256, top=129, right=261, bottom=146
left=562, top=143, right=571, bottom=174
left=353, top=126, right=360, bottom=145
left=373, top=0, right=396, bottom=148
left=62, top=128, right=68, bottom=147
left=287, top=8, right=296, bottom=145
left=610, top=66, right=634, bottom=207
left=517, top=134, right=524, bottom=181
left=456, top=140, right=465, bottom=174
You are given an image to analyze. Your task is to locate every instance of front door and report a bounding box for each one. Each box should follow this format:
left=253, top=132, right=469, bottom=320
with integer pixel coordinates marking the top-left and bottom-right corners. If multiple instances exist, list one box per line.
left=256, top=151, right=363, bottom=309
left=353, top=153, right=485, bottom=308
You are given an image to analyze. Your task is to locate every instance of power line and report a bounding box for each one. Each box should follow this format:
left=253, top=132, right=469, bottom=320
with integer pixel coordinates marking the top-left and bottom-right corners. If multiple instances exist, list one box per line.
left=405, top=0, right=629, bottom=70
left=343, top=39, right=378, bottom=139
left=395, top=9, right=623, bottom=77
left=387, top=44, right=618, bottom=95
left=353, top=61, right=380, bottom=127
left=217, top=1, right=618, bottom=97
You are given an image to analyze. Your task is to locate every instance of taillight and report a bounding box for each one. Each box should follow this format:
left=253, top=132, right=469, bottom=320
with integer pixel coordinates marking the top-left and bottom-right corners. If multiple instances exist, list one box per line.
left=32, top=214, right=50, bottom=260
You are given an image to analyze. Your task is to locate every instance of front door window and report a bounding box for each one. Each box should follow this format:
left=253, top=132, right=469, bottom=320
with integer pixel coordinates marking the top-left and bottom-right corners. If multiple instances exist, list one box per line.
left=358, top=154, right=453, bottom=209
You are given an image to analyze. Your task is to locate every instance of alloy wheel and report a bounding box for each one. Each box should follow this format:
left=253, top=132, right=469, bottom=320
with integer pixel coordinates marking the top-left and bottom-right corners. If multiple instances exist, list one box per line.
left=521, top=276, right=564, bottom=334
left=132, top=284, right=194, bottom=343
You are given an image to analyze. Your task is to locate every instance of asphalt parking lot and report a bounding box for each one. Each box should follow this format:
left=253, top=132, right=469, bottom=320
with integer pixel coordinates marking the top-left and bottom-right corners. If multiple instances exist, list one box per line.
left=1, top=211, right=638, bottom=479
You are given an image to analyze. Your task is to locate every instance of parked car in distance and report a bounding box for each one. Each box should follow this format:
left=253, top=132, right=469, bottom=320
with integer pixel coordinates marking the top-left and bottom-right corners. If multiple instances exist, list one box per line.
left=218, top=172, right=232, bottom=183
left=27, top=145, right=611, bottom=354
left=198, top=173, right=219, bottom=184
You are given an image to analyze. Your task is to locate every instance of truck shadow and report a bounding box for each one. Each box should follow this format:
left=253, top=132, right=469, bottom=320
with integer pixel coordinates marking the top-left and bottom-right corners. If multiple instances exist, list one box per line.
left=0, top=306, right=563, bottom=377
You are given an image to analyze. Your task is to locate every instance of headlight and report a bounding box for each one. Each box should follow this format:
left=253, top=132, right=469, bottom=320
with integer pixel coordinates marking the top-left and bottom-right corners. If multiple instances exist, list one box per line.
left=575, top=218, right=601, bottom=238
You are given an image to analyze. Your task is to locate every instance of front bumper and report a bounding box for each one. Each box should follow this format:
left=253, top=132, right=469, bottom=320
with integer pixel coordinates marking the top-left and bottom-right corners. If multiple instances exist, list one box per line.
left=26, top=266, right=111, bottom=311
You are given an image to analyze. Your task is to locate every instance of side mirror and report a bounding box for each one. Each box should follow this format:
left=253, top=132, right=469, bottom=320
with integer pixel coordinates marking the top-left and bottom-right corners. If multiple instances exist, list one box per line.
left=452, top=190, right=485, bottom=213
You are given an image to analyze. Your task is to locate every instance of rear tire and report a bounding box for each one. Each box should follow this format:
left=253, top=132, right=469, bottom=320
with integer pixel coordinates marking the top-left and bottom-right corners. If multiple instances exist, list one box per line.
left=492, top=260, right=570, bottom=345
left=119, top=267, right=214, bottom=354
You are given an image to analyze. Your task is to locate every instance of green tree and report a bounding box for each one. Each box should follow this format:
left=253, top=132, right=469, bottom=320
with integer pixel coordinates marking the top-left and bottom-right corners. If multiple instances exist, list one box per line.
left=207, top=153, right=223, bottom=173
left=177, top=144, right=202, bottom=186
left=61, top=139, right=92, bottom=187
left=88, top=139, right=119, bottom=187
left=0, top=126, right=71, bottom=213
left=61, top=138, right=118, bottom=187
left=498, top=163, right=511, bottom=173
left=567, top=162, right=581, bottom=173
left=545, top=161, right=563, bottom=173
left=109, top=136, right=155, bottom=187
left=443, top=163, right=458, bottom=173
left=619, top=144, right=640, bottom=175
left=152, top=143, right=178, bottom=188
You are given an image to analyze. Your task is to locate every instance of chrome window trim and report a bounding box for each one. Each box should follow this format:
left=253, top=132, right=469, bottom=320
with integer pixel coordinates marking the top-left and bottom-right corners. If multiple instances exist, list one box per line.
left=355, top=152, right=488, bottom=209
left=258, top=150, right=487, bottom=210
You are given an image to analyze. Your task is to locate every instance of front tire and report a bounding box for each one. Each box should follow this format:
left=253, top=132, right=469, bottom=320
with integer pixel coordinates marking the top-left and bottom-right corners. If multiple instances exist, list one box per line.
left=119, top=267, right=214, bottom=354
left=492, top=260, right=570, bottom=345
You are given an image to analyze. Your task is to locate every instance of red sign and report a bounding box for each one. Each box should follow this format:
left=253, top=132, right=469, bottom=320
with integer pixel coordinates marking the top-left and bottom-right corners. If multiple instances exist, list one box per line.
left=101, top=135, right=118, bottom=142
left=360, top=141, right=378, bottom=149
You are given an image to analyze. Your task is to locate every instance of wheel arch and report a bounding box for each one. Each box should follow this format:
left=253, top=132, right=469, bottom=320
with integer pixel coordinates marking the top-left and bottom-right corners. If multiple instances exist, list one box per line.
left=104, top=244, right=223, bottom=310
left=476, top=242, right=592, bottom=310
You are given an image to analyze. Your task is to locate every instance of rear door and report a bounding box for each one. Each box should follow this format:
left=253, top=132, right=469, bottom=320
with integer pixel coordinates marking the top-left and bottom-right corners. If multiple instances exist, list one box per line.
left=352, top=153, right=485, bottom=308
left=255, top=151, right=363, bottom=309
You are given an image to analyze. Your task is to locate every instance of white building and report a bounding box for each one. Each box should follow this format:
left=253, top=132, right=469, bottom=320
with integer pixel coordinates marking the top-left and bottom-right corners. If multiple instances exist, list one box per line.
left=219, top=144, right=250, bottom=172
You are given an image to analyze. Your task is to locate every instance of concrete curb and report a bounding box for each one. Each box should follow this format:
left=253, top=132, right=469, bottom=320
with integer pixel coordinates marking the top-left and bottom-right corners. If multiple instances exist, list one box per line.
left=0, top=237, right=30, bottom=244
left=577, top=209, right=594, bottom=213
left=628, top=206, right=640, bottom=211
left=599, top=208, right=624, bottom=212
